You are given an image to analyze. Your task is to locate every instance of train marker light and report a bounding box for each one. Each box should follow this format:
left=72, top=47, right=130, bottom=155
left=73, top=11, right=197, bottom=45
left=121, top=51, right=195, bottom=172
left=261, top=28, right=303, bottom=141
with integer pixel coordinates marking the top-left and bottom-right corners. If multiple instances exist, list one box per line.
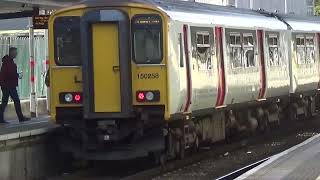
left=75, top=94, right=81, bottom=102
left=64, top=93, right=73, bottom=103
left=146, top=91, right=155, bottom=101
left=138, top=92, right=145, bottom=101
left=60, top=92, right=83, bottom=104
left=136, top=90, right=160, bottom=102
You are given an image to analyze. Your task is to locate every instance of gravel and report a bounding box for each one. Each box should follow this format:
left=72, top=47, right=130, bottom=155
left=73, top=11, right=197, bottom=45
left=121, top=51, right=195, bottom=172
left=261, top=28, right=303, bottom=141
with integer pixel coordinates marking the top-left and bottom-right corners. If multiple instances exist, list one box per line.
left=154, top=117, right=320, bottom=180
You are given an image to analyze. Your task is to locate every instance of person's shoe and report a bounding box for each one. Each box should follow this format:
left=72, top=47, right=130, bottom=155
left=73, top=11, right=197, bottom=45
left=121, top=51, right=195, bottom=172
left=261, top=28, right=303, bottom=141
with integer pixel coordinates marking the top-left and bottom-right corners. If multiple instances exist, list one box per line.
left=0, top=120, right=8, bottom=124
left=19, top=117, right=30, bottom=122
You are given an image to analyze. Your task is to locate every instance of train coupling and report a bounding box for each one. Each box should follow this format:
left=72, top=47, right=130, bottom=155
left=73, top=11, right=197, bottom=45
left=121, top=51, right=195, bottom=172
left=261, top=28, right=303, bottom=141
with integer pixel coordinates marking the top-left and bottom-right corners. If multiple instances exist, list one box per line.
left=96, top=120, right=120, bottom=142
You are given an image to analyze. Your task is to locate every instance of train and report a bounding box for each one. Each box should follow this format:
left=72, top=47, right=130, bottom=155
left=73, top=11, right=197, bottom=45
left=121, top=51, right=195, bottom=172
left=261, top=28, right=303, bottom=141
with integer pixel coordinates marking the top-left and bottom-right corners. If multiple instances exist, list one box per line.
left=48, top=0, right=320, bottom=161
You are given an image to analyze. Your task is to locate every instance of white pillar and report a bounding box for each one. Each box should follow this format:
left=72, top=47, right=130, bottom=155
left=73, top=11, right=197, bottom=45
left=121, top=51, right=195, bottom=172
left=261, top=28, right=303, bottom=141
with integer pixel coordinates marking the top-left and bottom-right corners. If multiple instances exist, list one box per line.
left=44, top=29, right=50, bottom=113
left=284, top=0, right=288, bottom=14
left=29, top=17, right=37, bottom=118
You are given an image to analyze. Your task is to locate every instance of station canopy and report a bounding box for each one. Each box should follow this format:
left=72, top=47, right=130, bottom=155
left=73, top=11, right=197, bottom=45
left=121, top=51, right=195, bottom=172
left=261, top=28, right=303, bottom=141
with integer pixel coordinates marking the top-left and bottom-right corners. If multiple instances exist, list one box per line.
left=0, top=0, right=81, bottom=14
left=0, top=0, right=82, bottom=31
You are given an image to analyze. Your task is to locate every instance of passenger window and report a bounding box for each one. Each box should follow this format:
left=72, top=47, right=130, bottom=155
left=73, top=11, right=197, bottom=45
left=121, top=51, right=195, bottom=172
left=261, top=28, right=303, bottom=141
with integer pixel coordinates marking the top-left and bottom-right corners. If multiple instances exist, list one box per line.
left=306, top=36, right=315, bottom=64
left=243, top=33, right=255, bottom=67
left=132, top=15, right=163, bottom=64
left=178, top=33, right=184, bottom=67
left=296, top=34, right=315, bottom=65
left=296, top=35, right=306, bottom=65
left=228, top=32, right=256, bottom=69
left=230, top=33, right=241, bottom=46
left=196, top=32, right=210, bottom=54
left=195, top=31, right=212, bottom=71
left=267, top=34, right=280, bottom=66
left=229, top=33, right=242, bottom=68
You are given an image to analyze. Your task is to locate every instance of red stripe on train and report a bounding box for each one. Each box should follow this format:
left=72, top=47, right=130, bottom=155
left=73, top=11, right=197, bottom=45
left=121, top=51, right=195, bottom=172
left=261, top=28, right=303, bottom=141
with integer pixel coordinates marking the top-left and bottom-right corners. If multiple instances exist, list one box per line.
left=257, top=30, right=267, bottom=99
left=183, top=24, right=192, bottom=112
left=317, top=33, right=320, bottom=89
left=215, top=27, right=226, bottom=106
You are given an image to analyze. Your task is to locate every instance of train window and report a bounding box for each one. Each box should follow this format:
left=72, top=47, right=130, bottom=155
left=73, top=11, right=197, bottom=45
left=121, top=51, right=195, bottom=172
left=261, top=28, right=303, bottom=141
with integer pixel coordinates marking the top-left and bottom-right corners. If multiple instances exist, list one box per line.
left=243, top=33, right=255, bottom=67
left=306, top=36, right=315, bottom=64
left=230, top=33, right=241, bottom=46
left=228, top=31, right=256, bottom=69
left=191, top=27, right=214, bottom=71
left=132, top=15, right=163, bottom=64
left=54, top=16, right=81, bottom=66
left=229, top=33, right=242, bottom=68
left=267, top=34, right=280, bottom=66
left=296, top=36, right=305, bottom=46
left=178, top=33, right=184, bottom=67
left=296, top=35, right=306, bottom=64
left=296, top=34, right=315, bottom=65
left=306, top=36, right=314, bottom=46
left=196, top=31, right=211, bottom=54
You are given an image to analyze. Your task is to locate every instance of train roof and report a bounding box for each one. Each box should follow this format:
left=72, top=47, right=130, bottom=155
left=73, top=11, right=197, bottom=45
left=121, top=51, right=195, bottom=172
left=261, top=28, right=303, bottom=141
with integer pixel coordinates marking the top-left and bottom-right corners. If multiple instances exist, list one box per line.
left=280, top=14, right=320, bottom=32
left=77, top=0, right=320, bottom=32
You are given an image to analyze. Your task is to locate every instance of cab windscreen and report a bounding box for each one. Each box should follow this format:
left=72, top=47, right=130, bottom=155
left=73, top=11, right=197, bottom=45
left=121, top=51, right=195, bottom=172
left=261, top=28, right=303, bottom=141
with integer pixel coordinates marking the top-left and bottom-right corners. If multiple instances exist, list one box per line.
left=132, top=14, right=163, bottom=64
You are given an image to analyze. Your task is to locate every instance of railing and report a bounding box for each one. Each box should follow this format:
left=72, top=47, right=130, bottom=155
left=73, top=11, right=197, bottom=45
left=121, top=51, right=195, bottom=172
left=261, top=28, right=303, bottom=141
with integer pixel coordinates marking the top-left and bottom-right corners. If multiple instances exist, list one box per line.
left=0, top=36, right=47, bottom=100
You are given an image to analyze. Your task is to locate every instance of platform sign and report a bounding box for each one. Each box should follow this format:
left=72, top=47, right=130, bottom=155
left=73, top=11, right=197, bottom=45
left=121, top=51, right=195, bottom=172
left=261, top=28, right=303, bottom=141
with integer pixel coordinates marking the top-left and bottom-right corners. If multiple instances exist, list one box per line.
left=33, top=15, right=50, bottom=29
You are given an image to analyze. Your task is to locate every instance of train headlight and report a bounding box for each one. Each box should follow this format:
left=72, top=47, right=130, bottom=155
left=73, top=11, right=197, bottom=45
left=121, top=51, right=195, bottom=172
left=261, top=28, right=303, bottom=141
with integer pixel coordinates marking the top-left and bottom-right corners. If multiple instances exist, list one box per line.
left=136, top=90, right=160, bottom=102
left=60, top=92, right=83, bottom=104
left=146, top=92, right=154, bottom=101
left=64, top=93, right=73, bottom=103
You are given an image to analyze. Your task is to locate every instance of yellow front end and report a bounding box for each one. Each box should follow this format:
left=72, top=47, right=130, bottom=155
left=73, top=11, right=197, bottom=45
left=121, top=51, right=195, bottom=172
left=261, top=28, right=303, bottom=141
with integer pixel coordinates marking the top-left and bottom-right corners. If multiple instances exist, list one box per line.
left=48, top=2, right=169, bottom=159
left=49, top=4, right=169, bottom=122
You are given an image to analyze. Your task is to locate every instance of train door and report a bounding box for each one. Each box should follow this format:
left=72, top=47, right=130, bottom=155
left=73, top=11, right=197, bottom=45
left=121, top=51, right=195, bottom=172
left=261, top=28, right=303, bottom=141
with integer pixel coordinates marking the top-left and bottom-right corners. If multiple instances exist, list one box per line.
left=81, top=10, right=132, bottom=119
left=92, top=23, right=121, bottom=112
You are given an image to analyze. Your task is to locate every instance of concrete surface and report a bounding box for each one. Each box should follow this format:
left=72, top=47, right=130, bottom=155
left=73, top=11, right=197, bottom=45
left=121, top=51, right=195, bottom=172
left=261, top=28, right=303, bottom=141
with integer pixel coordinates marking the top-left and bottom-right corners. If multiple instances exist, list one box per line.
left=3, top=98, right=49, bottom=120
left=238, top=133, right=320, bottom=180
left=0, top=116, right=62, bottom=180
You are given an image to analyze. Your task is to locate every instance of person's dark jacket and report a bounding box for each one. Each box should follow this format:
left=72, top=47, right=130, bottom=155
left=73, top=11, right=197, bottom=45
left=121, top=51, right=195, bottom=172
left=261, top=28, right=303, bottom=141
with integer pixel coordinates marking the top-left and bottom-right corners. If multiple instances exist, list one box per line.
left=0, top=55, right=19, bottom=88
left=45, top=69, right=50, bottom=87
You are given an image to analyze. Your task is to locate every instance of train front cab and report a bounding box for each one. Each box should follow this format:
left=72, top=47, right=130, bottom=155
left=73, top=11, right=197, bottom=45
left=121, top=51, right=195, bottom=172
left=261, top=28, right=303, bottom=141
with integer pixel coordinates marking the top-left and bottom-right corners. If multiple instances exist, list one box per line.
left=49, top=4, right=169, bottom=159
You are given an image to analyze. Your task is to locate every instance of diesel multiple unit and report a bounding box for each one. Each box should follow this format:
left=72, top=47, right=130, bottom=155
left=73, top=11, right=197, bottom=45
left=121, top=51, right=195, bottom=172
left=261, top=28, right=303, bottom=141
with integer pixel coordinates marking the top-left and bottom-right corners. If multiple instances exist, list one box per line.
left=48, top=0, right=320, bottom=160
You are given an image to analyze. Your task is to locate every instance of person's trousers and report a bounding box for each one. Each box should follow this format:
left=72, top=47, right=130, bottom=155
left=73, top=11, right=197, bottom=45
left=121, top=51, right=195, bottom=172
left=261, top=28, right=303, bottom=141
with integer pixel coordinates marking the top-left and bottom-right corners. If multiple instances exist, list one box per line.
left=0, top=87, right=24, bottom=121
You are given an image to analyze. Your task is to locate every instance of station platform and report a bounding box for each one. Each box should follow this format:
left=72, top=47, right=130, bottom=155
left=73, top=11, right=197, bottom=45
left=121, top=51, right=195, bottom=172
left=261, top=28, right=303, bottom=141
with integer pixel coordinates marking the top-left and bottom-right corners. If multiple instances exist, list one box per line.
left=0, top=115, right=56, bottom=142
left=237, top=133, right=320, bottom=180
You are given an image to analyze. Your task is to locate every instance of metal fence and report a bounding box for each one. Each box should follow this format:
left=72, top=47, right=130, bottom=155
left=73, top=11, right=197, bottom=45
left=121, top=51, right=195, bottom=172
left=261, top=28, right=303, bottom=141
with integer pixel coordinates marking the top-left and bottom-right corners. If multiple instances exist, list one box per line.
left=0, top=36, right=47, bottom=100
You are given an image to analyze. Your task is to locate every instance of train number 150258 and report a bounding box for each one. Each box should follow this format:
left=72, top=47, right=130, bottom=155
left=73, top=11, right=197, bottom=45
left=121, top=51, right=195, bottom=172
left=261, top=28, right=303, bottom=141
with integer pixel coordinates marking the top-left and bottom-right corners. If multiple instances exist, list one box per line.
left=137, top=73, right=160, bottom=79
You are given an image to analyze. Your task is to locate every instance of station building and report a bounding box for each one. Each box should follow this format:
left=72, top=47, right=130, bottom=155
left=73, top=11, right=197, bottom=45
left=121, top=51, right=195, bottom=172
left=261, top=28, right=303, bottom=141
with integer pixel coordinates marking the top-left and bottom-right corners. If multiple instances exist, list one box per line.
left=188, top=0, right=315, bottom=16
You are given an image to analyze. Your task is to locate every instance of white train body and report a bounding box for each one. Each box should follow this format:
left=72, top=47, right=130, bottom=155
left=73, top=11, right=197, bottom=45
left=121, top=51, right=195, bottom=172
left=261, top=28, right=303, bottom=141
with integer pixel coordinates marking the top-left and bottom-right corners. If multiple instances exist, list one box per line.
left=160, top=2, right=320, bottom=116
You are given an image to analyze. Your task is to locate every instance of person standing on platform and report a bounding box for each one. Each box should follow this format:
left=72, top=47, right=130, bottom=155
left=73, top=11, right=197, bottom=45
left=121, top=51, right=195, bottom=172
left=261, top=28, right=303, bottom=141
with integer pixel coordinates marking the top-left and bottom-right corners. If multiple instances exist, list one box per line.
left=0, top=47, right=30, bottom=123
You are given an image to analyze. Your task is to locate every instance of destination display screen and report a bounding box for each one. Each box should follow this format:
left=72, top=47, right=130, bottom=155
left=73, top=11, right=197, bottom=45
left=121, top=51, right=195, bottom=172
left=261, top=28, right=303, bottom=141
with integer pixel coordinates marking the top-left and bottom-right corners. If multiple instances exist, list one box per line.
left=133, top=15, right=161, bottom=25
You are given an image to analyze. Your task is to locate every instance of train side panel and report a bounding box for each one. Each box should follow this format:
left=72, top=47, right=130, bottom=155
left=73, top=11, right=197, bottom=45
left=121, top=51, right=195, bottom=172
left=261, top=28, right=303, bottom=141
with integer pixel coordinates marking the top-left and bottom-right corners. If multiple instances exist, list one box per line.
left=223, top=28, right=261, bottom=105
left=291, top=32, right=319, bottom=94
left=189, top=25, right=218, bottom=112
left=264, top=30, right=291, bottom=99
left=167, top=20, right=188, bottom=115
left=285, top=18, right=320, bottom=95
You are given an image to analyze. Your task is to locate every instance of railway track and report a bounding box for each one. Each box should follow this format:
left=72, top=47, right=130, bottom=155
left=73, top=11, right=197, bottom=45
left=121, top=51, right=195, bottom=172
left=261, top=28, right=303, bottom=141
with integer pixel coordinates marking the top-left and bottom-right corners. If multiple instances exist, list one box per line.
left=122, top=141, right=248, bottom=180
left=51, top=116, right=320, bottom=180
left=126, top=117, right=320, bottom=180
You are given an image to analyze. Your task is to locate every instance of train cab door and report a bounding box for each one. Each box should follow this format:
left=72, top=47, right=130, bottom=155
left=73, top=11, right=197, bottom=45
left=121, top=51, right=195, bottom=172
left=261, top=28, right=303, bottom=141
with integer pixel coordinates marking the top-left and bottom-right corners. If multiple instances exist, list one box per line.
left=81, top=10, right=132, bottom=119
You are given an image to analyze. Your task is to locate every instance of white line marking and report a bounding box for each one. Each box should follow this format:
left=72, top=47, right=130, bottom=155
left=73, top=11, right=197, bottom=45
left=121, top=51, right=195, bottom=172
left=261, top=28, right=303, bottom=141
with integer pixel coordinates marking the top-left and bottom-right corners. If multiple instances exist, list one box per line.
left=316, top=174, right=320, bottom=180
